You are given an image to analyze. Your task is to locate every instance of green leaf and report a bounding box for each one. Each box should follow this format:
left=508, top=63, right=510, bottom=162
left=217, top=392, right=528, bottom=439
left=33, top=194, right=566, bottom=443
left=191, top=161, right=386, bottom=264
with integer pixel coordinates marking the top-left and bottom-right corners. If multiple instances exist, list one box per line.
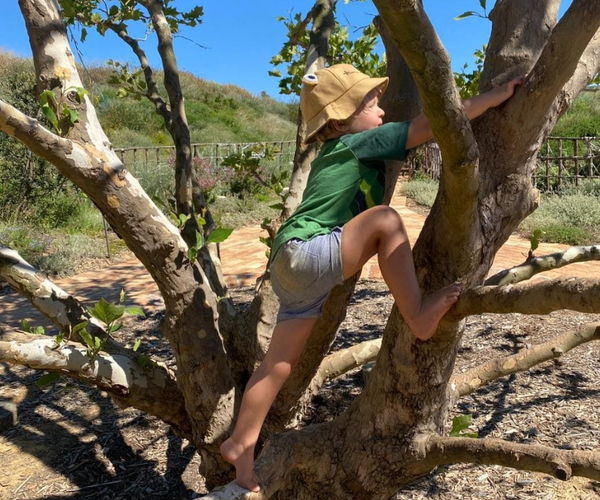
left=21, top=319, right=32, bottom=333
left=133, top=338, right=141, bottom=352
left=454, top=11, right=477, bottom=20
left=79, top=328, right=95, bottom=350
left=450, top=414, right=473, bottom=437
left=530, top=229, right=543, bottom=253
left=34, top=326, right=45, bottom=335
left=81, top=27, right=88, bottom=42
left=36, top=372, right=61, bottom=388
left=197, top=216, right=206, bottom=226
left=124, top=306, right=145, bottom=318
left=269, top=203, right=284, bottom=211
left=479, top=0, right=487, bottom=10
left=55, top=332, right=65, bottom=345
left=72, top=321, right=89, bottom=335
left=188, top=247, right=198, bottom=262
left=108, top=322, right=123, bottom=334
left=88, top=298, right=125, bottom=326
left=206, top=228, right=234, bottom=244
left=109, top=5, right=119, bottom=16
left=41, top=103, right=59, bottom=129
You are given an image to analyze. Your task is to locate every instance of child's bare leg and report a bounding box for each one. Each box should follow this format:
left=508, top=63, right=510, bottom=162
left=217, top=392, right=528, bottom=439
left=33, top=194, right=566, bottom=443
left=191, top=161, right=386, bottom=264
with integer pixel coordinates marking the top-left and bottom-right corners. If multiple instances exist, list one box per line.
left=341, top=206, right=461, bottom=340
left=220, top=317, right=317, bottom=491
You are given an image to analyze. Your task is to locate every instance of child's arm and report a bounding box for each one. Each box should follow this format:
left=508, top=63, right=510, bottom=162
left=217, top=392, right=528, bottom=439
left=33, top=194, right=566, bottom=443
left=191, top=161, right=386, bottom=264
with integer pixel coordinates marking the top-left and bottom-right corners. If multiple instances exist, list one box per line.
left=406, top=77, right=524, bottom=149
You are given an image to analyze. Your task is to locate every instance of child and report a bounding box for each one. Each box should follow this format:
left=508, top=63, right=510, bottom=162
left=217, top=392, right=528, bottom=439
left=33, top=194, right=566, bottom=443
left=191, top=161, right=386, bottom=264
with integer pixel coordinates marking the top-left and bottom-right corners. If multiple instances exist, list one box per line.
left=221, top=64, right=522, bottom=491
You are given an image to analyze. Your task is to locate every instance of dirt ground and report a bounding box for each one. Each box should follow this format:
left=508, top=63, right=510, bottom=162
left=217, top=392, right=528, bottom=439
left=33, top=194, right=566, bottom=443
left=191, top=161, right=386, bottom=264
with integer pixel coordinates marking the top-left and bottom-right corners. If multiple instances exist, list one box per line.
left=1, top=279, right=600, bottom=500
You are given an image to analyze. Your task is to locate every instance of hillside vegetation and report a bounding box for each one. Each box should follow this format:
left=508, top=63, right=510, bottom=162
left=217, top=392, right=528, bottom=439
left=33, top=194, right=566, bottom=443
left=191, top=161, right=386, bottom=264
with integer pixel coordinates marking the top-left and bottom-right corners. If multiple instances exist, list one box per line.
left=0, top=52, right=298, bottom=147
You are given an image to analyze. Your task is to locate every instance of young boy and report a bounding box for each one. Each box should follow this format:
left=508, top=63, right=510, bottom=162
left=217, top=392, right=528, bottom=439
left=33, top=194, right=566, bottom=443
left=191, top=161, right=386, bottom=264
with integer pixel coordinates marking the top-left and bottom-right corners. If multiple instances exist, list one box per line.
left=221, top=64, right=522, bottom=491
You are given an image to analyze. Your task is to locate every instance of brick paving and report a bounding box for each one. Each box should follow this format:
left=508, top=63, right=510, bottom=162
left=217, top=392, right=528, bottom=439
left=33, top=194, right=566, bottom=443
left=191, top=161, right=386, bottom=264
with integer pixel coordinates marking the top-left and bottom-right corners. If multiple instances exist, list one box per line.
left=2, top=186, right=599, bottom=331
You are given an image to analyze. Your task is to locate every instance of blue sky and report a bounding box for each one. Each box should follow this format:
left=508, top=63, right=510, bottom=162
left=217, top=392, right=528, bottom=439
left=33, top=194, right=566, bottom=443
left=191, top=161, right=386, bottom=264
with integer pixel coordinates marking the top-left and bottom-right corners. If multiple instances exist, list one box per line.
left=2, top=1, right=572, bottom=101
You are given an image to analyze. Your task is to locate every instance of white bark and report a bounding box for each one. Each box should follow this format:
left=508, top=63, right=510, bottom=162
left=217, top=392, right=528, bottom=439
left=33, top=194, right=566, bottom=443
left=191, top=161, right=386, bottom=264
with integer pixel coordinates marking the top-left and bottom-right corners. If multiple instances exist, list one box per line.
left=485, top=245, right=600, bottom=286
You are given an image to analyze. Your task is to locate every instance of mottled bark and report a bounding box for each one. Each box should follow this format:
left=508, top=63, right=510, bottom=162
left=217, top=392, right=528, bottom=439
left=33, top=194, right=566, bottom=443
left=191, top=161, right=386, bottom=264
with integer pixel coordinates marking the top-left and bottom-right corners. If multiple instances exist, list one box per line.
left=14, top=2, right=237, bottom=480
left=0, top=326, right=192, bottom=437
left=485, top=245, right=600, bottom=286
left=0, top=245, right=104, bottom=340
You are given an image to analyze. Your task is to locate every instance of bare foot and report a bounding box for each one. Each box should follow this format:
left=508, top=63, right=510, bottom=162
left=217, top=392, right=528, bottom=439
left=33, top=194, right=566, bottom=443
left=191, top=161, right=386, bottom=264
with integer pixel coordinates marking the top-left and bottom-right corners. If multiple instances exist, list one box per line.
left=220, top=438, right=260, bottom=492
left=407, top=282, right=463, bottom=340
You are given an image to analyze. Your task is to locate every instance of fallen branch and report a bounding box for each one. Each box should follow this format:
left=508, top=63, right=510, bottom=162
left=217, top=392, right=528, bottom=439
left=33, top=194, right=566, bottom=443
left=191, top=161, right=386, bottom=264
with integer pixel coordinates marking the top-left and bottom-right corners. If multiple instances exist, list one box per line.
left=426, top=435, right=600, bottom=481
left=451, top=322, right=600, bottom=397
left=452, top=277, right=600, bottom=319
left=485, top=245, right=600, bottom=286
left=0, top=326, right=192, bottom=437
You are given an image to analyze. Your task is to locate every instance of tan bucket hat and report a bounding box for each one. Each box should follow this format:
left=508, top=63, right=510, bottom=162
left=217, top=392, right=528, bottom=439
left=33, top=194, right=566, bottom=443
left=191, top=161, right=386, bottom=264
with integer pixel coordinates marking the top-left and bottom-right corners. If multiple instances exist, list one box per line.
left=300, top=64, right=389, bottom=143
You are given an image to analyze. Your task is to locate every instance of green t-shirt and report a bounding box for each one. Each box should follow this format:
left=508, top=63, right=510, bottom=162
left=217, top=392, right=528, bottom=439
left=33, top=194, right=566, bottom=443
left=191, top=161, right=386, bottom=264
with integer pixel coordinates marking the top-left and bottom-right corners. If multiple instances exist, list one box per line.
left=272, top=121, right=410, bottom=258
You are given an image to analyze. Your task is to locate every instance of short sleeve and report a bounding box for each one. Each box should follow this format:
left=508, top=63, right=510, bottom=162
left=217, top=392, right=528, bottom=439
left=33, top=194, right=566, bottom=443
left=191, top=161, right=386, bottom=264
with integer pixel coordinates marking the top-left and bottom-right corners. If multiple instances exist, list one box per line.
left=340, top=122, right=410, bottom=163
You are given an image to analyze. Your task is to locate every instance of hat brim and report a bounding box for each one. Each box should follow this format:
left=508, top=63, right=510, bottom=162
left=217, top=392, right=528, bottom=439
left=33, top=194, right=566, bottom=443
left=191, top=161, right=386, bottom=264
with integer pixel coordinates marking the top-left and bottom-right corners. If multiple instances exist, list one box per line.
left=303, top=76, right=389, bottom=144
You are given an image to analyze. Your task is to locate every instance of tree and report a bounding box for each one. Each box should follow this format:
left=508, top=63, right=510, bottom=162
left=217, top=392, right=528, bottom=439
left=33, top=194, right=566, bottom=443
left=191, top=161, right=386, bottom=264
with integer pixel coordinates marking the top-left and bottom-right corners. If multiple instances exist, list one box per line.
left=1, top=0, right=600, bottom=498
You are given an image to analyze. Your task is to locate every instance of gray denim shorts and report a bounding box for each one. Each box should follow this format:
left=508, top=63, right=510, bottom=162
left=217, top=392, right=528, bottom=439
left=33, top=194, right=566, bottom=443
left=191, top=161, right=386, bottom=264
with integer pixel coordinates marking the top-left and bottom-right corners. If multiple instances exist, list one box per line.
left=270, top=227, right=345, bottom=322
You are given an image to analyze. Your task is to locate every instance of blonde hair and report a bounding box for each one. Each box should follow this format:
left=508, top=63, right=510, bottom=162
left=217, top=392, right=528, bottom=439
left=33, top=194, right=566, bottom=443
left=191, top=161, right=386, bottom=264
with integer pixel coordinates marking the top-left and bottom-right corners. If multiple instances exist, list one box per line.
left=313, top=86, right=383, bottom=143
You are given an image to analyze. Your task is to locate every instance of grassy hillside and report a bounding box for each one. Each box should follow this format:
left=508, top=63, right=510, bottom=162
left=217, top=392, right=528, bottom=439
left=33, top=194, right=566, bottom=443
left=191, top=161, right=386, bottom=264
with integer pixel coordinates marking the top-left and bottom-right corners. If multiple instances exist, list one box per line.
left=0, top=52, right=298, bottom=147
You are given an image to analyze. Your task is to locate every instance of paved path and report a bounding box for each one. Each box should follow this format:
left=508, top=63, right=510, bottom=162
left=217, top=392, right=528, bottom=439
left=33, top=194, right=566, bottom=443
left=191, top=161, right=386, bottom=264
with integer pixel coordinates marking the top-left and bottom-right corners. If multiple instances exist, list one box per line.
left=2, top=187, right=600, bottom=331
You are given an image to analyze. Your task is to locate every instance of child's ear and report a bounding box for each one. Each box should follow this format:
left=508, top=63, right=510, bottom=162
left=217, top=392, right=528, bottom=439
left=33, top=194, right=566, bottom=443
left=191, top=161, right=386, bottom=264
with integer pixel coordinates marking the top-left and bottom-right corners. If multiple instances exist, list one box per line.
left=332, top=120, right=349, bottom=132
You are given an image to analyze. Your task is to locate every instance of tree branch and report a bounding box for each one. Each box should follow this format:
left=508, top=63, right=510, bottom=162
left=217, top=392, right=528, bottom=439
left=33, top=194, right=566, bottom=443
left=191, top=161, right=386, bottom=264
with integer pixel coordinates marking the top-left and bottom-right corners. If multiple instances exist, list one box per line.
left=452, top=278, right=600, bottom=319
left=373, top=0, right=480, bottom=284
left=0, top=244, right=105, bottom=340
left=426, top=435, right=600, bottom=482
left=451, top=322, right=600, bottom=397
left=0, top=326, right=192, bottom=438
left=480, top=0, right=560, bottom=92
left=105, top=21, right=172, bottom=129
left=505, top=0, right=600, bottom=146
left=314, top=338, right=381, bottom=385
left=485, top=245, right=600, bottom=286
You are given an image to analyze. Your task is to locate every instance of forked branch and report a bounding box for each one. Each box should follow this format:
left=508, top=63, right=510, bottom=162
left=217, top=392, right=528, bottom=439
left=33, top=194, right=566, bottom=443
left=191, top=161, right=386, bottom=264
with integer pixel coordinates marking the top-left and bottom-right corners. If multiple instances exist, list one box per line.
left=451, top=322, right=600, bottom=397
left=426, top=435, right=600, bottom=481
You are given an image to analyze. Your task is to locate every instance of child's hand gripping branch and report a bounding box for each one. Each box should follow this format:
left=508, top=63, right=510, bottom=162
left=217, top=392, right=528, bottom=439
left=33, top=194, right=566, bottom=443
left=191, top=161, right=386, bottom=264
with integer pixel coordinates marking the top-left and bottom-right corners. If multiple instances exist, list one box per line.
left=220, top=65, right=523, bottom=492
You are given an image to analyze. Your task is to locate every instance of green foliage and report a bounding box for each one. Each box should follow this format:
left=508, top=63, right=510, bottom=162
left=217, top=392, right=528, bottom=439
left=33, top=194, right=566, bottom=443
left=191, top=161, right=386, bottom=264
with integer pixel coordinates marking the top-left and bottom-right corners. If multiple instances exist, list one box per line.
left=270, top=6, right=385, bottom=96
left=399, top=178, right=439, bottom=208
left=21, top=319, right=45, bottom=335
left=520, top=188, right=600, bottom=245
left=78, top=291, right=145, bottom=361
left=454, top=46, right=486, bottom=99
left=551, top=92, right=600, bottom=137
left=450, top=414, right=478, bottom=438
left=455, top=0, right=489, bottom=21
left=38, top=86, right=87, bottom=136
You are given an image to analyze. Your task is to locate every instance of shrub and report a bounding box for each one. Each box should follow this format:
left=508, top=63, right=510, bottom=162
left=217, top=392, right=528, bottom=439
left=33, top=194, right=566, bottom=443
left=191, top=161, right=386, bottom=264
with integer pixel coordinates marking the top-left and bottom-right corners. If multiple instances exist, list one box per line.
left=400, top=178, right=439, bottom=208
